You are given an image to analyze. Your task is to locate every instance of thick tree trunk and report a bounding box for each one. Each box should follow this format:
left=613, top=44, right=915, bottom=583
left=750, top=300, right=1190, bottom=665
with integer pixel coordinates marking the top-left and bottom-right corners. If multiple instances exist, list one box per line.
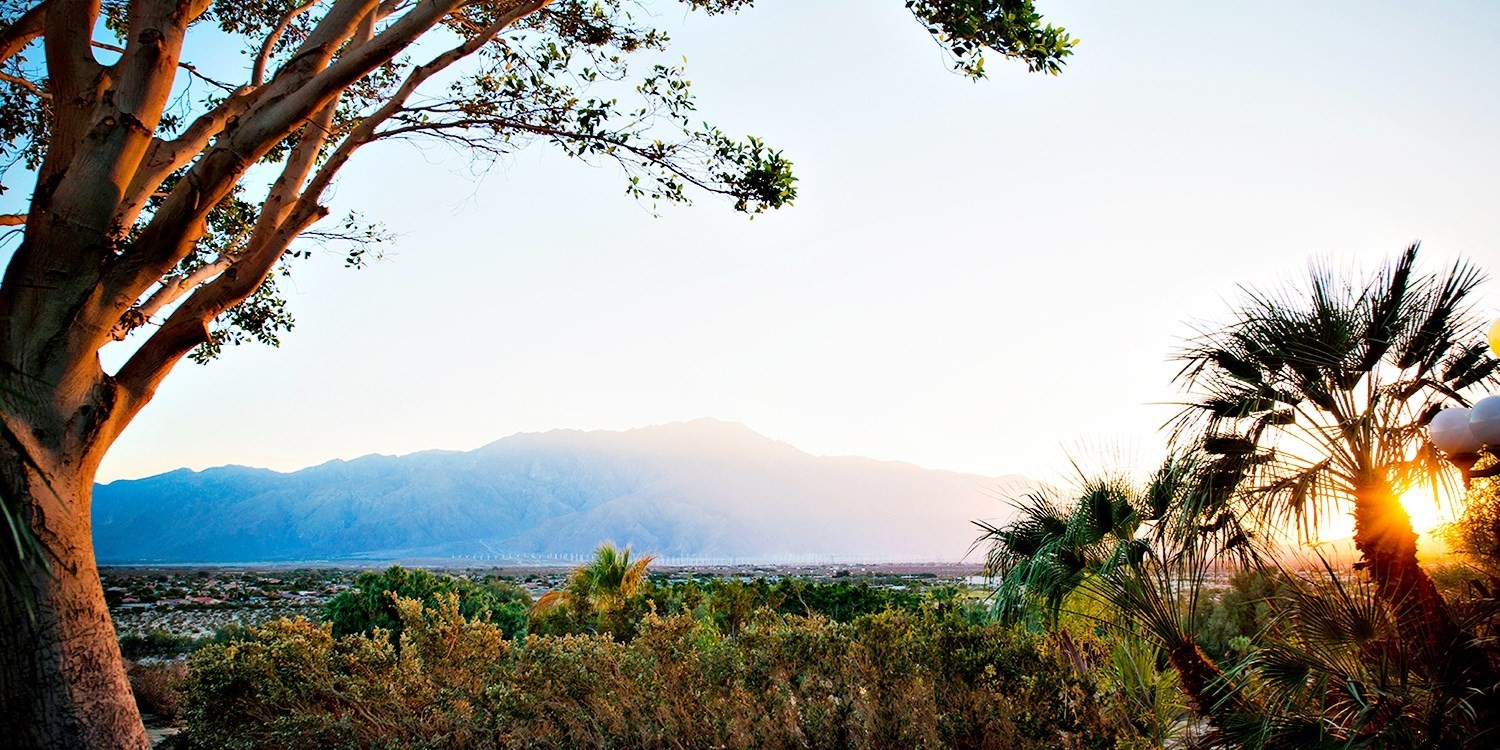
left=1353, top=483, right=1458, bottom=644
left=1352, top=481, right=1498, bottom=698
left=0, top=443, right=147, bottom=749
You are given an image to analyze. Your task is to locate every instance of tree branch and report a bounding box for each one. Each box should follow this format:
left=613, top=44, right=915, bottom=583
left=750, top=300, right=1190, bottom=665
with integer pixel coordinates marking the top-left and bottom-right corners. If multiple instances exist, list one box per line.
left=377, top=116, right=735, bottom=200
left=0, top=1, right=46, bottom=65
left=111, top=0, right=551, bottom=407
left=108, top=0, right=212, bottom=126
left=98, top=0, right=392, bottom=319
left=34, top=0, right=199, bottom=270
left=0, top=69, right=45, bottom=98
left=41, top=0, right=99, bottom=98
left=91, top=39, right=234, bottom=92
left=116, top=85, right=259, bottom=229
left=0, top=214, right=25, bottom=226
left=252, top=0, right=317, bottom=87
left=109, top=254, right=233, bottom=340
left=286, top=0, right=380, bottom=67
left=306, top=0, right=551, bottom=196
left=112, top=201, right=325, bottom=411
left=249, top=90, right=341, bottom=249
left=110, top=3, right=379, bottom=356
left=245, top=6, right=375, bottom=251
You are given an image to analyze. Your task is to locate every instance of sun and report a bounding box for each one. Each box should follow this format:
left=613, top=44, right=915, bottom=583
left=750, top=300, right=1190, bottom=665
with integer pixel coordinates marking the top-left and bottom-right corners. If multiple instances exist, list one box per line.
left=1399, top=487, right=1455, bottom=536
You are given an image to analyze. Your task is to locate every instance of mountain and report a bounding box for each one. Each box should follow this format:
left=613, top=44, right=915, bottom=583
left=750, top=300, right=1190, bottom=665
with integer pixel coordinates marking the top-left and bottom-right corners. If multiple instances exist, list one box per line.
left=92, top=419, right=1026, bottom=563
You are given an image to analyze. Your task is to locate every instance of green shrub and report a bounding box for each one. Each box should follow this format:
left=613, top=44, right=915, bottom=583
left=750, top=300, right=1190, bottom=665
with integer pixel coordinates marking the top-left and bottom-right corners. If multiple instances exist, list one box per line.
left=205, top=622, right=259, bottom=646
left=323, top=565, right=531, bottom=641
left=1197, top=568, right=1290, bottom=660
left=533, top=576, right=939, bottom=639
left=119, top=628, right=202, bottom=659
left=178, top=597, right=1133, bottom=749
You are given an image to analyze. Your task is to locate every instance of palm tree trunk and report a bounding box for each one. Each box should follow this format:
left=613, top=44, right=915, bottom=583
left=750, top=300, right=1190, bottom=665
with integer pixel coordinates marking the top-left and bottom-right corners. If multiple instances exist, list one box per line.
left=1352, top=481, right=1497, bottom=696
left=0, top=438, right=148, bottom=749
left=1166, top=638, right=1246, bottom=730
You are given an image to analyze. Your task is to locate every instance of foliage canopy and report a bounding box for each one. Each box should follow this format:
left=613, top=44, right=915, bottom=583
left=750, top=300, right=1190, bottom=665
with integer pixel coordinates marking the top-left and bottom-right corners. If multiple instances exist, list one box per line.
left=322, top=564, right=530, bottom=640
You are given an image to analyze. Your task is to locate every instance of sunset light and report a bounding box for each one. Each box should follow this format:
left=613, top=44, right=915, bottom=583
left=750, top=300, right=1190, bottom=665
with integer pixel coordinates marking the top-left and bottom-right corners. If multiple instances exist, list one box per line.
left=1401, top=486, right=1457, bottom=536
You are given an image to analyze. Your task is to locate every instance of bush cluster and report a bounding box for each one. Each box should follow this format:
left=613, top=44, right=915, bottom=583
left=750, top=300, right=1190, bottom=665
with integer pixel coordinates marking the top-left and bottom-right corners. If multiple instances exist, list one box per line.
left=324, top=566, right=532, bottom=641
left=176, top=596, right=1129, bottom=749
left=119, top=628, right=203, bottom=660
left=531, top=575, right=945, bottom=640
left=127, top=660, right=188, bottom=722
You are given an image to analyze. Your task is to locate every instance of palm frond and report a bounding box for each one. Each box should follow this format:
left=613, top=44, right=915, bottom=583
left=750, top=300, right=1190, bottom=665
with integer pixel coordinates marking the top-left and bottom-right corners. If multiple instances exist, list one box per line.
left=1168, top=246, right=1494, bottom=544
left=1394, top=257, right=1485, bottom=373
left=1213, top=551, right=1499, bottom=748
left=1448, top=349, right=1500, bottom=392
left=1353, top=243, right=1418, bottom=374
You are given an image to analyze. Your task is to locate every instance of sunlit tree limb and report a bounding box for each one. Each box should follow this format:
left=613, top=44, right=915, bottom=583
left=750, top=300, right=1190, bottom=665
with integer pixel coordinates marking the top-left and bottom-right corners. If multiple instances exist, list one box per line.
left=0, top=2, right=47, bottom=65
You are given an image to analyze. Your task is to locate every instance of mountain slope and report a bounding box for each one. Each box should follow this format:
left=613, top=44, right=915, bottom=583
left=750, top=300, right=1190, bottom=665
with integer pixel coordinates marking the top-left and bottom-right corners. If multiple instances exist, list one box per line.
left=92, top=419, right=1024, bottom=563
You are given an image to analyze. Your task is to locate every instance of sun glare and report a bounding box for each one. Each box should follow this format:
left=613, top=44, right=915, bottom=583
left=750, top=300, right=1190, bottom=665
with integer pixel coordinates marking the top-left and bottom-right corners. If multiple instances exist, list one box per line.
left=1400, top=487, right=1455, bottom=536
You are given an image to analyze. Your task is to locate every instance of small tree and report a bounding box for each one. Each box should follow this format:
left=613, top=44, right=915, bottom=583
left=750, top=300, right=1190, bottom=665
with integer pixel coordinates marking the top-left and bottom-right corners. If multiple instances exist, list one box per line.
left=977, top=453, right=1251, bottom=728
left=0, top=1, right=1075, bottom=745
left=534, top=541, right=652, bottom=636
left=1448, top=472, right=1500, bottom=575
left=323, top=565, right=530, bottom=640
left=979, top=248, right=1500, bottom=740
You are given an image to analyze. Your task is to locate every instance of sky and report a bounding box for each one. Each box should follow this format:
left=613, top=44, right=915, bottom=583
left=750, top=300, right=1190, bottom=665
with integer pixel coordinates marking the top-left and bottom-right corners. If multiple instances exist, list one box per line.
left=42, top=0, right=1500, bottom=485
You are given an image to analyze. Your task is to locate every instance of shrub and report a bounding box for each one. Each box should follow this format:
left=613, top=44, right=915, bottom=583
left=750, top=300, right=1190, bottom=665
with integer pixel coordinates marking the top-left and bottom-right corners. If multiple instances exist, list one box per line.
left=323, top=565, right=531, bottom=641
left=119, top=629, right=202, bottom=659
left=128, top=660, right=188, bottom=722
left=534, top=576, right=939, bottom=639
left=1448, top=475, right=1500, bottom=576
left=1196, top=568, right=1291, bottom=661
left=177, top=597, right=1133, bottom=749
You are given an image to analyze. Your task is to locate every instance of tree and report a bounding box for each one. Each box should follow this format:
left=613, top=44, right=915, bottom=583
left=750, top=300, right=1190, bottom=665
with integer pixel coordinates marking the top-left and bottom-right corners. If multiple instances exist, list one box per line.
left=977, top=453, right=1252, bottom=728
left=977, top=469, right=1145, bottom=624
left=0, top=0, right=1074, bottom=745
left=1448, top=470, right=1500, bottom=576
left=1170, top=244, right=1500, bottom=709
left=323, top=565, right=530, bottom=641
left=979, top=247, right=1500, bottom=741
left=533, top=542, right=653, bottom=635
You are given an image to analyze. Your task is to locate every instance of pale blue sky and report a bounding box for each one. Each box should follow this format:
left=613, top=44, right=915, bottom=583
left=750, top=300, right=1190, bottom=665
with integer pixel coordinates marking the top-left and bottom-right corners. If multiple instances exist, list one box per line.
left=62, top=0, right=1500, bottom=482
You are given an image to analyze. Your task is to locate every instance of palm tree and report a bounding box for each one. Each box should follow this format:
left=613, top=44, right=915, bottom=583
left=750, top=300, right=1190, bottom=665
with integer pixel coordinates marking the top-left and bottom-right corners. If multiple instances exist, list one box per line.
left=534, top=543, right=655, bottom=634
left=1218, top=557, right=1497, bottom=749
left=1170, top=244, right=1499, bottom=685
left=978, top=470, right=1143, bottom=623
left=978, top=454, right=1251, bottom=727
left=1083, top=541, right=1256, bottom=733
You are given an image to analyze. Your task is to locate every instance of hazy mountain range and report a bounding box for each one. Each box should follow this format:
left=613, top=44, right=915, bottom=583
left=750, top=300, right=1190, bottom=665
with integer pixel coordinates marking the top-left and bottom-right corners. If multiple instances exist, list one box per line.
left=93, top=419, right=1025, bottom=563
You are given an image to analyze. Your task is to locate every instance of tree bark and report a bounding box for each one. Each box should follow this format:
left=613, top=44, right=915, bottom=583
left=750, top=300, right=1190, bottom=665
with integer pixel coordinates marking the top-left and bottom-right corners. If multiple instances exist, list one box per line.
left=1352, top=480, right=1498, bottom=700
left=0, top=441, right=147, bottom=749
left=1166, top=639, right=1245, bottom=730
left=1353, top=482, right=1456, bottom=643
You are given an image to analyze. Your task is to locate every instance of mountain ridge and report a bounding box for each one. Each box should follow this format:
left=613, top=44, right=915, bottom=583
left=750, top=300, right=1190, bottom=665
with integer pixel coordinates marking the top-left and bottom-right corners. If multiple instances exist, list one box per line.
left=93, top=419, right=1024, bottom=563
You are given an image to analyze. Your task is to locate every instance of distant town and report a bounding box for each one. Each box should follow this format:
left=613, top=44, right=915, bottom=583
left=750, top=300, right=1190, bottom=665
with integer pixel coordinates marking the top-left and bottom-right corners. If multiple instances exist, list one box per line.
left=103, top=562, right=989, bottom=642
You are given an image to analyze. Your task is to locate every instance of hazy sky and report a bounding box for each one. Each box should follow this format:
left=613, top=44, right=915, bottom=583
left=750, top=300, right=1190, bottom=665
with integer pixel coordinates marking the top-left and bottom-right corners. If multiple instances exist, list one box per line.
left=65, top=0, right=1500, bottom=483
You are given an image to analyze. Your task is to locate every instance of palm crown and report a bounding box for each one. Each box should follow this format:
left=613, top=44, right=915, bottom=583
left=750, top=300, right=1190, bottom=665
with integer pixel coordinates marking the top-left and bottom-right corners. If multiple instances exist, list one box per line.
left=535, top=543, right=655, bottom=619
left=1171, top=244, right=1499, bottom=535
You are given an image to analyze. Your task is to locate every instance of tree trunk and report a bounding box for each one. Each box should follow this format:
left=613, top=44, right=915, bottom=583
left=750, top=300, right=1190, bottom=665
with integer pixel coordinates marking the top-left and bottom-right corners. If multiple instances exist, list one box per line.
left=0, top=442, right=148, bottom=749
left=1166, top=639, right=1245, bottom=730
left=1352, top=481, right=1498, bottom=697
